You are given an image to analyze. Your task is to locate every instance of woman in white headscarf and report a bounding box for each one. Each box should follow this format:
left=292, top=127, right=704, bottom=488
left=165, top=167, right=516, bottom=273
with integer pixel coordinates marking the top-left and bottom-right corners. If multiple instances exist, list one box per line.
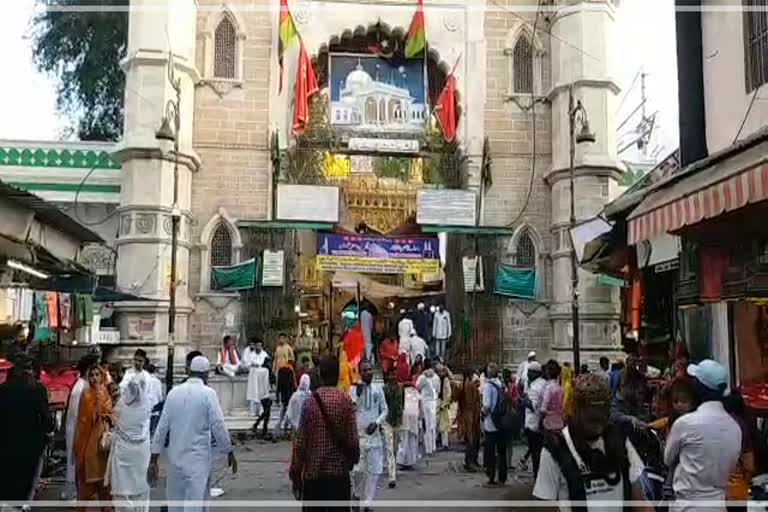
left=106, top=373, right=151, bottom=512
left=285, top=374, right=312, bottom=431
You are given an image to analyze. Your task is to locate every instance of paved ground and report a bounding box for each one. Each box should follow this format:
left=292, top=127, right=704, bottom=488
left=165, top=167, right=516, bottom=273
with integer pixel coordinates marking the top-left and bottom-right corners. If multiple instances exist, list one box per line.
left=36, top=437, right=551, bottom=511
left=153, top=437, right=546, bottom=511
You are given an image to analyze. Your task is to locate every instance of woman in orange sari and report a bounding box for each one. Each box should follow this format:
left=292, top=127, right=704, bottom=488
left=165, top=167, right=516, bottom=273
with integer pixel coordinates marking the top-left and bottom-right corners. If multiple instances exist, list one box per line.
left=73, top=364, right=113, bottom=511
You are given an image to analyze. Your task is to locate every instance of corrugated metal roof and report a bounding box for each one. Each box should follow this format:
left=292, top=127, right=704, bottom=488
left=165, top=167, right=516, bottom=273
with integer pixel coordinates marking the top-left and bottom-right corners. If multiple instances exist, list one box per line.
left=0, top=180, right=103, bottom=243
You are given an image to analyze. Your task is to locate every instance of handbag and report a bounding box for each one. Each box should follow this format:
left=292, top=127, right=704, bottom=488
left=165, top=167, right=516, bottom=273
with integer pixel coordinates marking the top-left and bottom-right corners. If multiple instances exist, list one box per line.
left=99, top=421, right=113, bottom=452
left=312, top=391, right=359, bottom=464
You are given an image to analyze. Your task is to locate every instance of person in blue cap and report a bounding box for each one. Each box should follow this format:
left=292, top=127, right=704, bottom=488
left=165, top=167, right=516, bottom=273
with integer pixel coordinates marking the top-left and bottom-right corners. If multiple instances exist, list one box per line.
left=664, top=359, right=741, bottom=512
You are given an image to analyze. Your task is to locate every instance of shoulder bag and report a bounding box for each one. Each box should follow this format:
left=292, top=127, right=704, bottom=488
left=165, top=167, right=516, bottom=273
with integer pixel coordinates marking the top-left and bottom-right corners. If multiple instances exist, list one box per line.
left=312, top=390, right=359, bottom=464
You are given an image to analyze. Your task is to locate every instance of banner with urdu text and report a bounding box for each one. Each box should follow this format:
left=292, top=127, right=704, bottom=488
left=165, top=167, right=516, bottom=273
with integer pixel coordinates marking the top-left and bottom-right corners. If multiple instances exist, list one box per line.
left=316, top=232, right=439, bottom=274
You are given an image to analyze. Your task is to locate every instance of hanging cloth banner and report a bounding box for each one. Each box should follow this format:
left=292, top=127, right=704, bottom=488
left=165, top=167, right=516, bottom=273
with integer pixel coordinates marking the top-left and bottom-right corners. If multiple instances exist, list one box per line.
left=493, top=264, right=535, bottom=300
left=463, top=256, right=484, bottom=292
left=212, top=258, right=257, bottom=291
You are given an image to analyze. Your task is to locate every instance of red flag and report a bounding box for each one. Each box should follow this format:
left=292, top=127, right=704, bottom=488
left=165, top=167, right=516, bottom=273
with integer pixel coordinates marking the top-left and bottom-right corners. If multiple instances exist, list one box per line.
left=292, top=43, right=319, bottom=136
left=434, top=74, right=456, bottom=143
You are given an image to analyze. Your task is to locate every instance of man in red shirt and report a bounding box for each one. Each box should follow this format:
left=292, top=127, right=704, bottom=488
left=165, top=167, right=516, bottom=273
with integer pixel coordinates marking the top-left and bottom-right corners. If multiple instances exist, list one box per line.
left=290, top=356, right=360, bottom=512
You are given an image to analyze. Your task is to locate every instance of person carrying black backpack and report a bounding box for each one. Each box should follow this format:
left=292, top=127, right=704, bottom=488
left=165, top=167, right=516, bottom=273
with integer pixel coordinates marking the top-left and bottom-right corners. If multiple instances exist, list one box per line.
left=481, top=362, right=508, bottom=486
left=533, top=373, right=652, bottom=512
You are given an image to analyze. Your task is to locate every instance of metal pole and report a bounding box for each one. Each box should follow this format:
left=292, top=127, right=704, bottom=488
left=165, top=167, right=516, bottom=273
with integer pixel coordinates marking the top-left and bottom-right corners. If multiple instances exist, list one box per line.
left=568, top=85, right=581, bottom=374
left=166, top=60, right=181, bottom=393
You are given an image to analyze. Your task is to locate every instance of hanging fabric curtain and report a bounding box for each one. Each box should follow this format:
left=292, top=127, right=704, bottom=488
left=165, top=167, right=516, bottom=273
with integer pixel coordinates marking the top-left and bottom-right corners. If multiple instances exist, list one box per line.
left=212, top=258, right=257, bottom=291
left=493, top=264, right=536, bottom=300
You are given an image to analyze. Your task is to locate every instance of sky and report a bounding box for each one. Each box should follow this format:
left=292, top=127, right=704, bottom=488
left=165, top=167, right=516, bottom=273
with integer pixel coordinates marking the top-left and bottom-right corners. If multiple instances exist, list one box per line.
left=0, top=0, right=680, bottom=161
left=0, top=0, right=62, bottom=141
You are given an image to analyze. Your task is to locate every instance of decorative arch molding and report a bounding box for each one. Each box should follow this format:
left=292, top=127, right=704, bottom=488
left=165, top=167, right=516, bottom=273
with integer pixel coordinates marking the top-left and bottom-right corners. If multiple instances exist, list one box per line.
left=313, top=22, right=460, bottom=113
left=504, top=22, right=546, bottom=56
left=505, top=224, right=547, bottom=301
left=503, top=22, right=546, bottom=100
left=200, top=4, right=247, bottom=93
left=198, top=207, right=243, bottom=294
left=507, top=223, right=543, bottom=259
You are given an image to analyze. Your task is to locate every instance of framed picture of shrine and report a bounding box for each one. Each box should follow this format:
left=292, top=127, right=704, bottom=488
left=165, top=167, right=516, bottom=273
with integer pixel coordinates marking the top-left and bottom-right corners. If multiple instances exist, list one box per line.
left=328, top=53, right=427, bottom=136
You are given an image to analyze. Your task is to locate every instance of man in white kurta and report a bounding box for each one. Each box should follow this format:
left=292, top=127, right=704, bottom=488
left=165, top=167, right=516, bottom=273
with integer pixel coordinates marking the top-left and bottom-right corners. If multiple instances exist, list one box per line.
left=349, top=362, right=388, bottom=511
left=408, top=331, right=428, bottom=367
left=397, top=385, right=422, bottom=467
left=215, top=336, right=240, bottom=378
left=120, top=349, right=149, bottom=394
left=397, top=311, right=414, bottom=343
left=149, top=356, right=237, bottom=512
left=64, top=376, right=86, bottom=499
left=415, top=365, right=439, bottom=455
left=241, top=339, right=270, bottom=416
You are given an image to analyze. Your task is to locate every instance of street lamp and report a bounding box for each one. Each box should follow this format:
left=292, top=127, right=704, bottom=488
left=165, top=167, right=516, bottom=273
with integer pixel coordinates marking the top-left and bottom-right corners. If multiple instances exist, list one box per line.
left=568, top=84, right=595, bottom=374
left=155, top=52, right=182, bottom=392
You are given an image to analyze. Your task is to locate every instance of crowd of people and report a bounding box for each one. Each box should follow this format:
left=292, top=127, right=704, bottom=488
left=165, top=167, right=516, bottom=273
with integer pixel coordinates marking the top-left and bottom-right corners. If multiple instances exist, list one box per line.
left=0, top=346, right=237, bottom=512
left=0, top=321, right=763, bottom=512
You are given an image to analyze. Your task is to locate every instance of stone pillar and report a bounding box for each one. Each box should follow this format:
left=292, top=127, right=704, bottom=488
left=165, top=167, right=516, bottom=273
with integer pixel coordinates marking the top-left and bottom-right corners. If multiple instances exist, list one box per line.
left=111, top=0, right=201, bottom=364
left=547, top=0, right=623, bottom=366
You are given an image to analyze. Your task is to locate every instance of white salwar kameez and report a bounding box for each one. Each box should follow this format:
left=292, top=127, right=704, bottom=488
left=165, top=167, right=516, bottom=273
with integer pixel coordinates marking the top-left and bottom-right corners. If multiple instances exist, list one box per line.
left=397, top=388, right=422, bottom=467
left=107, top=374, right=152, bottom=512
left=416, top=371, right=439, bottom=455
left=151, top=377, right=232, bottom=512
left=64, top=377, right=85, bottom=499
left=350, top=383, right=388, bottom=509
left=285, top=375, right=311, bottom=429
left=241, top=348, right=270, bottom=416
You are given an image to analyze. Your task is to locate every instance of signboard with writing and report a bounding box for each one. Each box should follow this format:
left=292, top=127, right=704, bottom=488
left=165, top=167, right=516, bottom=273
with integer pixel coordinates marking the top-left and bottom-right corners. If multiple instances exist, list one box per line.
left=277, top=184, right=340, bottom=223
left=417, top=189, right=477, bottom=226
left=316, top=232, right=439, bottom=274
left=348, top=138, right=420, bottom=153
left=262, top=250, right=285, bottom=287
left=463, top=256, right=485, bottom=292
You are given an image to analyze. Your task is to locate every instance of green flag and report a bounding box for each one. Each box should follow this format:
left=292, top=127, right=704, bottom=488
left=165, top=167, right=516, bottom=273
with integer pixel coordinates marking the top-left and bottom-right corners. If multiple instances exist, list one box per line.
left=404, top=0, right=425, bottom=58
left=212, top=258, right=257, bottom=291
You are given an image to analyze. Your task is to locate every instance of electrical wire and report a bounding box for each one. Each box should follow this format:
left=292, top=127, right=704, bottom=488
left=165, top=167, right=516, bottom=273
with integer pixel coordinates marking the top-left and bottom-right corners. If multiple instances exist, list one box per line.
left=488, top=0, right=600, bottom=63
left=616, top=67, right=642, bottom=114
left=733, top=87, right=760, bottom=144
left=117, top=244, right=170, bottom=295
left=506, top=0, right=543, bottom=227
left=72, top=163, right=121, bottom=227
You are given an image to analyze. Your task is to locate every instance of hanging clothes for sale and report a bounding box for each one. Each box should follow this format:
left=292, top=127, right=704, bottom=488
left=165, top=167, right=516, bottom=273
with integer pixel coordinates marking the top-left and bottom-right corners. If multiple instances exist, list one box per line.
left=33, top=292, right=51, bottom=342
left=630, top=275, right=642, bottom=332
left=9, top=288, right=22, bottom=322
left=699, top=246, right=729, bottom=302
left=46, top=291, right=59, bottom=328
left=0, top=289, right=9, bottom=324
left=75, top=294, right=94, bottom=327
left=59, top=293, right=73, bottom=330
left=19, top=289, right=33, bottom=322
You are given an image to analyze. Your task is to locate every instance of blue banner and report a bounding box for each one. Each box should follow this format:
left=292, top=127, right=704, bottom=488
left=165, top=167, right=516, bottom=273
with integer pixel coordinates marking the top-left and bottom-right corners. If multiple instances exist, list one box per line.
left=317, top=232, right=439, bottom=274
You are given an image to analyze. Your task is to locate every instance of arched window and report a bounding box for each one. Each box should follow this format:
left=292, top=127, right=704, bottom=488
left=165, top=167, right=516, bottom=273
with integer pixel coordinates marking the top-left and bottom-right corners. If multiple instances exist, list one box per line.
left=210, top=223, right=233, bottom=268
left=514, top=231, right=536, bottom=268
left=512, top=36, right=533, bottom=94
left=214, top=16, right=237, bottom=79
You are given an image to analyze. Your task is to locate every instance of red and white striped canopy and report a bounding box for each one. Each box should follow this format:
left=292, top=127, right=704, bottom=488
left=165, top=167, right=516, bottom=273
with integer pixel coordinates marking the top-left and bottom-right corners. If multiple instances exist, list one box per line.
left=627, top=162, right=768, bottom=245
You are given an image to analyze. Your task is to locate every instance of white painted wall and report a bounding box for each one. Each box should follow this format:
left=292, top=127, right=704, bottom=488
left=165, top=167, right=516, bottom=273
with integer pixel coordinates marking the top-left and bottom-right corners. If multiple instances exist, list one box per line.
left=701, top=0, right=768, bottom=153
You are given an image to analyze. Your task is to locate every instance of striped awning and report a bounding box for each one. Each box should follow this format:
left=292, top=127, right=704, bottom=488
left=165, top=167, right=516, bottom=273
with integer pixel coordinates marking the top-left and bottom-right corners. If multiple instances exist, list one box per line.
left=627, top=161, right=768, bottom=245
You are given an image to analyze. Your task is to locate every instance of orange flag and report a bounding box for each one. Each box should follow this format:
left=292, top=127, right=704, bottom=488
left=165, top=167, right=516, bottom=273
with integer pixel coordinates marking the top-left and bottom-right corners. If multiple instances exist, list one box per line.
left=292, top=43, right=319, bottom=136
left=434, top=74, right=456, bottom=143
